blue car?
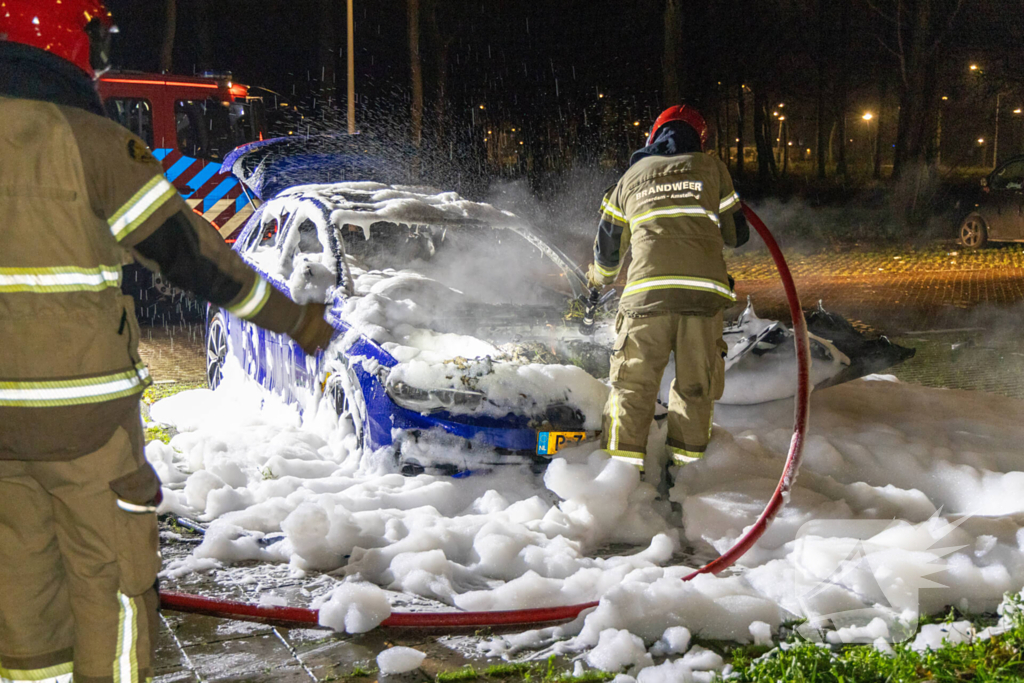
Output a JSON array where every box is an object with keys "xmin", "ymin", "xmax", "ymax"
[{"xmin": 205, "ymin": 137, "xmax": 604, "ymax": 476}]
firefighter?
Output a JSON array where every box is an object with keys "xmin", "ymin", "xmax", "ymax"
[
  {"xmin": 587, "ymin": 105, "xmax": 749, "ymax": 484},
  {"xmin": 0, "ymin": 2, "xmax": 334, "ymax": 680}
]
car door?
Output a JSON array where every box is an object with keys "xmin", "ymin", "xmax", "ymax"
[{"xmin": 984, "ymin": 159, "xmax": 1024, "ymax": 240}]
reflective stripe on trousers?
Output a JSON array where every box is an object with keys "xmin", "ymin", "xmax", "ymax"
[
  {"xmin": 113, "ymin": 593, "xmax": 140, "ymax": 683},
  {"xmin": 0, "ymin": 663, "xmax": 73, "ymax": 683}
]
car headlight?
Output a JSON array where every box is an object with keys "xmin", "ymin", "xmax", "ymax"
[{"xmin": 385, "ymin": 378, "xmax": 485, "ymax": 413}]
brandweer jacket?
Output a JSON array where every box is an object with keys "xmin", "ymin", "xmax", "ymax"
[
  {"xmin": 592, "ymin": 123, "xmax": 747, "ymax": 316},
  {"xmin": 0, "ymin": 45, "xmax": 307, "ymax": 460}
]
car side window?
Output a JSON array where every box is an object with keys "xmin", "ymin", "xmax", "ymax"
[
  {"xmin": 992, "ymin": 160, "xmax": 1024, "ymax": 191},
  {"xmin": 104, "ymin": 98, "xmax": 155, "ymax": 148},
  {"xmin": 296, "ymin": 220, "xmax": 323, "ymax": 254},
  {"xmin": 257, "ymin": 218, "xmax": 281, "ymax": 249}
]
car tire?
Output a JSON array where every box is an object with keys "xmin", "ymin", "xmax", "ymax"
[
  {"xmin": 959, "ymin": 213, "xmax": 988, "ymax": 248},
  {"xmin": 325, "ymin": 369, "xmax": 364, "ymax": 449},
  {"xmin": 206, "ymin": 308, "xmax": 229, "ymax": 390}
]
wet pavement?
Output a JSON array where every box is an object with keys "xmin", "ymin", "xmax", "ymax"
[{"xmin": 140, "ymin": 241, "xmax": 1024, "ymax": 680}]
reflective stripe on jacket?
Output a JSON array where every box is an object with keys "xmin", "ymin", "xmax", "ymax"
[
  {"xmin": 0, "ymin": 98, "xmax": 169, "ymax": 422},
  {"xmin": 593, "ymin": 152, "xmax": 742, "ymax": 316}
]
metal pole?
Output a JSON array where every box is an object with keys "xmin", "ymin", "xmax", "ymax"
[{"xmin": 347, "ymin": 0, "xmax": 355, "ymax": 134}]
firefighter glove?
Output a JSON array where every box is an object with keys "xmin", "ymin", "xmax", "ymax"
[
  {"xmin": 289, "ymin": 303, "xmax": 335, "ymax": 355},
  {"xmin": 586, "ymin": 262, "xmax": 607, "ymax": 289}
]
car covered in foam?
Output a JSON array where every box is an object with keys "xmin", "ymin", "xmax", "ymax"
[{"xmin": 207, "ymin": 141, "xmax": 610, "ymax": 475}]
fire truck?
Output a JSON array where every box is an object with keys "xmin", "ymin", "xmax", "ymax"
[
  {"xmin": 98, "ymin": 71, "xmax": 268, "ymax": 242},
  {"xmin": 97, "ymin": 71, "xmax": 269, "ymax": 321}
]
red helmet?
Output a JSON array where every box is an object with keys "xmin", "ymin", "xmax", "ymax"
[
  {"xmin": 0, "ymin": 0, "xmax": 116, "ymax": 78},
  {"xmin": 647, "ymin": 105, "xmax": 709, "ymax": 149}
]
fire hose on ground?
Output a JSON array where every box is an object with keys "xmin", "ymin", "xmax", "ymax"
[{"xmin": 159, "ymin": 202, "xmax": 812, "ymax": 631}]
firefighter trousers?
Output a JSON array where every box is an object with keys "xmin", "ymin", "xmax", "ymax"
[
  {"xmin": 602, "ymin": 310, "xmax": 726, "ymax": 475},
  {"xmin": 0, "ymin": 409, "xmax": 162, "ymax": 683}
]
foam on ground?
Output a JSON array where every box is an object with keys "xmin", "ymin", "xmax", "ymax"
[{"xmin": 149, "ymin": 367, "xmax": 1024, "ymax": 669}]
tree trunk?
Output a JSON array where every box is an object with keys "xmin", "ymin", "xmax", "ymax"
[
  {"xmin": 753, "ymin": 91, "xmax": 777, "ymax": 186},
  {"xmin": 834, "ymin": 0, "xmax": 850, "ymax": 181},
  {"xmin": 816, "ymin": 0, "xmax": 828, "ymax": 179},
  {"xmin": 892, "ymin": 0, "xmax": 950, "ymax": 225},
  {"xmin": 874, "ymin": 77, "xmax": 888, "ymax": 180},
  {"xmin": 159, "ymin": 0, "xmax": 176, "ymax": 74},
  {"xmin": 783, "ymin": 119, "xmax": 790, "ymax": 176},
  {"xmin": 409, "ymin": 0, "xmax": 423, "ymax": 149},
  {"xmin": 723, "ymin": 89, "xmax": 732, "ymax": 169},
  {"xmin": 317, "ymin": 0, "xmax": 337, "ymax": 101},
  {"xmin": 715, "ymin": 99, "xmax": 725, "ymax": 160},
  {"xmin": 194, "ymin": 0, "xmax": 213, "ymax": 73},
  {"xmin": 735, "ymin": 81, "xmax": 746, "ymax": 178},
  {"xmin": 663, "ymin": 0, "xmax": 682, "ymax": 104}
]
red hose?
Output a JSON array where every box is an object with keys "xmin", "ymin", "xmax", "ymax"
[{"xmin": 159, "ymin": 202, "xmax": 811, "ymax": 631}]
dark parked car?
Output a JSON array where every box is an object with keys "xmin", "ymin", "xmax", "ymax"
[{"xmin": 958, "ymin": 156, "xmax": 1024, "ymax": 248}]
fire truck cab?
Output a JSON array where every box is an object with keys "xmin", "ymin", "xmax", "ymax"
[
  {"xmin": 98, "ymin": 71, "xmax": 267, "ymax": 242},
  {"xmin": 98, "ymin": 71, "xmax": 268, "ymax": 323}
]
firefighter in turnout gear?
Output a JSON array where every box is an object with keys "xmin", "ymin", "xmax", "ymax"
[
  {"xmin": 0, "ymin": 2, "xmax": 334, "ymax": 680},
  {"xmin": 588, "ymin": 105, "xmax": 749, "ymax": 482}
]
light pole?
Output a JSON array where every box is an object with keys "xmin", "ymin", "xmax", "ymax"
[
  {"xmin": 347, "ymin": 0, "xmax": 355, "ymax": 134},
  {"xmin": 993, "ymin": 92, "xmax": 1001, "ymax": 169}
]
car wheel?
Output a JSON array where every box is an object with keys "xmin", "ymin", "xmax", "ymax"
[
  {"xmin": 206, "ymin": 308, "xmax": 228, "ymax": 390},
  {"xmin": 959, "ymin": 213, "xmax": 988, "ymax": 248},
  {"xmin": 325, "ymin": 369, "xmax": 364, "ymax": 448}
]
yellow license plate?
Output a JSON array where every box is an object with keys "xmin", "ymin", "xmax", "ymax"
[{"xmin": 537, "ymin": 431, "xmax": 587, "ymax": 456}]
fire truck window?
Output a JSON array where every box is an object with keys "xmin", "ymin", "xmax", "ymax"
[
  {"xmin": 176, "ymin": 99, "xmax": 255, "ymax": 162},
  {"xmin": 175, "ymin": 100, "xmax": 209, "ymax": 160},
  {"xmin": 104, "ymin": 98, "xmax": 154, "ymax": 148}
]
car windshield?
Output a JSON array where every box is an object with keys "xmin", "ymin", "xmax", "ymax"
[
  {"xmin": 248, "ymin": 211, "xmax": 572, "ymax": 308},
  {"xmin": 992, "ymin": 159, "xmax": 1024, "ymax": 190}
]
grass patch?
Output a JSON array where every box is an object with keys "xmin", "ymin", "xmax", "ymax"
[
  {"xmin": 434, "ymin": 658, "xmax": 615, "ymax": 682},
  {"xmin": 730, "ymin": 597, "xmax": 1024, "ymax": 682},
  {"xmin": 144, "ymin": 424, "xmax": 174, "ymax": 445},
  {"xmin": 348, "ymin": 665, "xmax": 376, "ymax": 677},
  {"xmin": 483, "ymin": 662, "xmax": 533, "ymax": 678},
  {"xmin": 436, "ymin": 667, "xmax": 481, "ymax": 682},
  {"xmin": 143, "ymin": 381, "xmax": 205, "ymax": 405}
]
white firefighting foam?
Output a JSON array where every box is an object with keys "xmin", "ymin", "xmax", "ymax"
[{"xmin": 148, "ymin": 361, "xmax": 1024, "ymax": 674}]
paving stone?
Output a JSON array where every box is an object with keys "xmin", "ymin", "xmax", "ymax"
[{"xmin": 185, "ymin": 633, "xmax": 311, "ymax": 681}]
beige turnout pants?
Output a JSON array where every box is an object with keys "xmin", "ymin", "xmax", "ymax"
[
  {"xmin": 0, "ymin": 410, "xmax": 161, "ymax": 683},
  {"xmin": 602, "ymin": 311, "xmax": 726, "ymax": 474}
]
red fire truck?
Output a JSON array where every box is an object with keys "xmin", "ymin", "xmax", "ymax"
[
  {"xmin": 97, "ymin": 71, "xmax": 269, "ymax": 322},
  {"xmin": 97, "ymin": 70, "xmax": 268, "ymax": 242}
]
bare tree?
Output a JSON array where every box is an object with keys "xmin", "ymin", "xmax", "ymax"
[
  {"xmin": 835, "ymin": 0, "xmax": 851, "ymax": 182},
  {"xmin": 159, "ymin": 0, "xmax": 176, "ymax": 74},
  {"xmin": 871, "ymin": 0, "xmax": 967, "ymax": 220},
  {"xmin": 736, "ymin": 81, "xmax": 746, "ymax": 178},
  {"xmin": 194, "ymin": 0, "xmax": 213, "ymax": 73},
  {"xmin": 316, "ymin": 0, "xmax": 337, "ymax": 101},
  {"xmin": 816, "ymin": 0, "xmax": 829, "ymax": 178},
  {"xmin": 663, "ymin": 0, "xmax": 682, "ymax": 103},
  {"xmin": 409, "ymin": 0, "xmax": 423, "ymax": 149}
]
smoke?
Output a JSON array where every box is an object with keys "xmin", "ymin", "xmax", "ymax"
[{"xmin": 484, "ymin": 163, "xmax": 621, "ymax": 265}]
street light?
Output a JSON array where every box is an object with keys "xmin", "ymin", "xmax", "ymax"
[
  {"xmin": 970, "ymin": 64, "xmax": 980, "ymax": 71},
  {"xmin": 862, "ymin": 112, "xmax": 874, "ymax": 121}
]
